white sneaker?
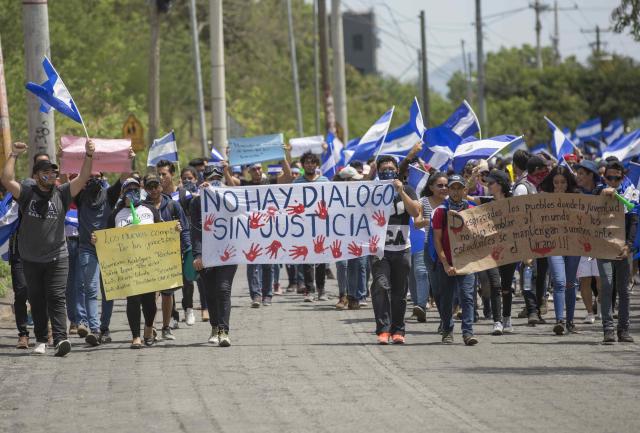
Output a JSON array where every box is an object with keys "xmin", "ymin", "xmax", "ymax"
[
  {"xmin": 583, "ymin": 313, "xmax": 595, "ymax": 324},
  {"xmin": 169, "ymin": 318, "xmax": 179, "ymax": 330},
  {"xmin": 503, "ymin": 317, "xmax": 513, "ymax": 334},
  {"xmin": 492, "ymin": 321, "xmax": 504, "ymax": 336},
  {"xmin": 33, "ymin": 342, "xmax": 46, "ymax": 355},
  {"xmin": 208, "ymin": 328, "xmax": 219, "ymax": 345},
  {"xmin": 185, "ymin": 308, "xmax": 195, "ymax": 326}
]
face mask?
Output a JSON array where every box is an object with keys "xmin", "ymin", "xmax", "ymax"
[
  {"xmin": 124, "ymin": 189, "xmax": 141, "ymax": 206},
  {"xmin": 182, "ymin": 180, "xmax": 198, "ymax": 193},
  {"xmin": 378, "ymin": 170, "xmax": 398, "ymax": 181},
  {"xmin": 37, "ymin": 173, "xmax": 55, "ymax": 190},
  {"xmin": 209, "ymin": 179, "xmax": 223, "ymax": 187},
  {"xmin": 86, "ymin": 177, "xmax": 102, "ymax": 193}
]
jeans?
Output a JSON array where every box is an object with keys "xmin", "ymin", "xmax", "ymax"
[
  {"xmin": 181, "ymin": 276, "xmax": 195, "ymax": 310},
  {"xmin": 303, "ymin": 263, "xmax": 326, "ymax": 293},
  {"xmin": 408, "ymin": 250, "xmax": 429, "ymax": 309},
  {"xmin": 370, "ymin": 250, "xmax": 410, "ymax": 335},
  {"xmin": 498, "ymin": 263, "xmax": 517, "ymax": 318},
  {"xmin": 286, "ymin": 264, "xmax": 304, "ymax": 286},
  {"xmin": 247, "ymin": 264, "xmax": 273, "ymax": 299},
  {"xmin": 65, "ymin": 238, "xmax": 85, "ymax": 325},
  {"xmin": 433, "ymin": 263, "xmax": 475, "ymax": 336},
  {"xmin": 126, "ymin": 292, "xmax": 157, "ymax": 338},
  {"xmin": 273, "ymin": 264, "xmax": 280, "ymax": 286},
  {"xmin": 197, "ymin": 275, "xmax": 207, "ymax": 309},
  {"xmin": 336, "ymin": 260, "xmax": 348, "ymax": 297},
  {"xmin": 347, "ymin": 256, "xmax": 368, "ymax": 301},
  {"xmin": 597, "ymin": 258, "xmax": 631, "ymax": 332},
  {"xmin": 478, "ymin": 268, "xmax": 501, "ymax": 322},
  {"xmin": 78, "ymin": 249, "xmax": 102, "ymax": 332},
  {"xmin": 23, "ymin": 257, "xmax": 70, "ymax": 345},
  {"xmin": 10, "ymin": 252, "xmax": 29, "ymax": 337},
  {"xmin": 547, "ymin": 256, "xmax": 580, "ymax": 322},
  {"xmin": 200, "ymin": 265, "xmax": 237, "ymax": 332}
]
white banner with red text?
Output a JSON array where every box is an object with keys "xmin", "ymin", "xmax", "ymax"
[{"xmin": 201, "ymin": 181, "xmax": 396, "ymax": 266}]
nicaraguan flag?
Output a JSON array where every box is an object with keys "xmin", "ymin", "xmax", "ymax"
[
  {"xmin": 377, "ymin": 97, "xmax": 426, "ymax": 158},
  {"xmin": 575, "ymin": 117, "xmax": 602, "ymax": 143},
  {"xmin": 531, "ymin": 142, "xmax": 549, "ymax": 154},
  {"xmin": 545, "ymin": 116, "xmax": 577, "ymax": 163},
  {"xmin": 603, "ymin": 118, "xmax": 624, "ymax": 145},
  {"xmin": 626, "ymin": 161, "xmax": 640, "ymax": 189},
  {"xmin": 147, "ymin": 130, "xmax": 178, "ymax": 167},
  {"xmin": 407, "ymin": 163, "xmax": 430, "ymax": 196},
  {"xmin": 603, "ymin": 129, "xmax": 640, "ymax": 163},
  {"xmin": 452, "ymin": 135, "xmax": 523, "ymax": 173},
  {"xmin": 321, "ymin": 132, "xmax": 344, "ymax": 178},
  {"xmin": 210, "ymin": 147, "xmax": 225, "ymax": 163},
  {"xmin": 420, "ymin": 127, "xmax": 462, "ymax": 171},
  {"xmin": 442, "ymin": 100, "xmax": 481, "ymax": 139},
  {"xmin": 347, "ymin": 107, "xmax": 394, "ymax": 163},
  {"xmin": 0, "ymin": 194, "xmax": 20, "ymax": 261},
  {"xmin": 25, "ymin": 57, "xmax": 83, "ymax": 124}
]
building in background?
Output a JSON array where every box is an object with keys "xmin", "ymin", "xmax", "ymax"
[{"xmin": 342, "ymin": 11, "xmax": 378, "ymax": 75}]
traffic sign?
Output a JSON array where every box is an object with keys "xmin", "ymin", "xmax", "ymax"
[{"xmin": 122, "ymin": 114, "xmax": 145, "ymax": 152}]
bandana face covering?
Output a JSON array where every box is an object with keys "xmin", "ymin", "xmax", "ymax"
[
  {"xmin": 527, "ymin": 170, "xmax": 549, "ymax": 187},
  {"xmin": 378, "ymin": 170, "xmax": 398, "ymax": 181},
  {"xmin": 124, "ymin": 189, "xmax": 141, "ymax": 206}
]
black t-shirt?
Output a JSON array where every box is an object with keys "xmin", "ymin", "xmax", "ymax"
[{"xmin": 385, "ymin": 185, "xmax": 417, "ymax": 251}]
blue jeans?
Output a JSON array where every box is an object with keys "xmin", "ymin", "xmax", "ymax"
[
  {"xmin": 347, "ymin": 256, "xmax": 368, "ymax": 301},
  {"xmin": 597, "ymin": 258, "xmax": 631, "ymax": 332},
  {"xmin": 433, "ymin": 263, "xmax": 475, "ymax": 336},
  {"xmin": 273, "ymin": 264, "xmax": 280, "ymax": 285},
  {"xmin": 547, "ymin": 256, "xmax": 580, "ymax": 322},
  {"xmin": 336, "ymin": 260, "xmax": 348, "ymax": 296},
  {"xmin": 247, "ymin": 264, "xmax": 273, "ymax": 299},
  {"xmin": 286, "ymin": 264, "xmax": 304, "ymax": 286},
  {"xmin": 65, "ymin": 238, "xmax": 85, "ymax": 325},
  {"xmin": 79, "ymin": 248, "xmax": 112, "ymax": 332},
  {"xmin": 408, "ymin": 250, "xmax": 429, "ymax": 308}
]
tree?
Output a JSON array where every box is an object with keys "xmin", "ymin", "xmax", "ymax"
[{"xmin": 612, "ymin": 0, "xmax": 640, "ymax": 41}]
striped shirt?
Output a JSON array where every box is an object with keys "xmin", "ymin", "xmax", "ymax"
[{"xmin": 420, "ymin": 197, "xmax": 434, "ymax": 244}]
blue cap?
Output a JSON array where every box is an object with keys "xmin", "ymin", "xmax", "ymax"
[{"xmin": 575, "ymin": 160, "xmax": 599, "ymax": 177}]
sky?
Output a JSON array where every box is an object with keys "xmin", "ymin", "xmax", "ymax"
[{"xmin": 332, "ymin": 0, "xmax": 640, "ymax": 94}]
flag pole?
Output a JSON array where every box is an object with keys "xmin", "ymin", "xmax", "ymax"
[{"xmin": 373, "ymin": 106, "xmax": 395, "ymax": 161}]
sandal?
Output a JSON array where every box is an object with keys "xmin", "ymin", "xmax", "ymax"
[
  {"xmin": 130, "ymin": 339, "xmax": 142, "ymax": 349},
  {"xmin": 143, "ymin": 327, "xmax": 156, "ymax": 346}
]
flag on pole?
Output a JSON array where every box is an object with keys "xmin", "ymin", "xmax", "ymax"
[
  {"xmin": 602, "ymin": 130, "xmax": 640, "ymax": 163},
  {"xmin": 545, "ymin": 116, "xmax": 577, "ymax": 163},
  {"xmin": 626, "ymin": 161, "xmax": 640, "ymax": 189},
  {"xmin": 442, "ymin": 100, "xmax": 481, "ymax": 139},
  {"xmin": 575, "ymin": 117, "xmax": 602, "ymax": 143},
  {"xmin": 210, "ymin": 147, "xmax": 225, "ymax": 163},
  {"xmin": 25, "ymin": 57, "xmax": 83, "ymax": 125},
  {"xmin": 451, "ymin": 135, "xmax": 523, "ymax": 173},
  {"xmin": 407, "ymin": 163, "xmax": 430, "ymax": 196},
  {"xmin": 347, "ymin": 107, "xmax": 394, "ymax": 163},
  {"xmin": 603, "ymin": 118, "xmax": 624, "ymax": 145},
  {"xmin": 147, "ymin": 130, "xmax": 178, "ymax": 167},
  {"xmin": 0, "ymin": 194, "xmax": 19, "ymax": 261},
  {"xmin": 377, "ymin": 97, "xmax": 425, "ymax": 158},
  {"xmin": 321, "ymin": 132, "xmax": 343, "ymax": 178}
]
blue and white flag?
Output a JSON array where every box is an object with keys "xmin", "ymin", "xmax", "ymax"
[
  {"xmin": 575, "ymin": 117, "xmax": 602, "ymax": 143},
  {"xmin": 210, "ymin": 146, "xmax": 225, "ymax": 163},
  {"xmin": 602, "ymin": 129, "xmax": 640, "ymax": 163},
  {"xmin": 321, "ymin": 131, "xmax": 344, "ymax": 178},
  {"xmin": 346, "ymin": 107, "xmax": 394, "ymax": 163},
  {"xmin": 442, "ymin": 100, "xmax": 481, "ymax": 140},
  {"xmin": 626, "ymin": 161, "xmax": 640, "ymax": 189},
  {"xmin": 452, "ymin": 135, "xmax": 523, "ymax": 173},
  {"xmin": 147, "ymin": 130, "xmax": 178, "ymax": 167},
  {"xmin": 603, "ymin": 118, "xmax": 624, "ymax": 145},
  {"xmin": 420, "ymin": 127, "xmax": 462, "ymax": 171},
  {"xmin": 407, "ymin": 163, "xmax": 430, "ymax": 196},
  {"xmin": 377, "ymin": 97, "xmax": 425, "ymax": 158},
  {"xmin": 25, "ymin": 57, "xmax": 83, "ymax": 124},
  {"xmin": 531, "ymin": 142, "xmax": 549, "ymax": 154},
  {"xmin": 267, "ymin": 165, "xmax": 283, "ymax": 175},
  {"xmin": 545, "ymin": 116, "xmax": 577, "ymax": 163},
  {"xmin": 0, "ymin": 194, "xmax": 20, "ymax": 261}
]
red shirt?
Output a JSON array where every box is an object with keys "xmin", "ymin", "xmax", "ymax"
[{"xmin": 431, "ymin": 207, "xmax": 452, "ymax": 266}]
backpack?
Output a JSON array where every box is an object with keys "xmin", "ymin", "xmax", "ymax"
[{"xmin": 513, "ymin": 178, "xmax": 537, "ymax": 195}]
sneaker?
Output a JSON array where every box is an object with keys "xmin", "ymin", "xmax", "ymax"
[
  {"xmin": 85, "ymin": 332, "xmax": 101, "ymax": 347},
  {"xmin": 169, "ymin": 318, "xmax": 179, "ymax": 330},
  {"xmin": 491, "ymin": 321, "xmax": 504, "ymax": 336},
  {"xmin": 76, "ymin": 323, "xmax": 89, "ymax": 338},
  {"xmin": 503, "ymin": 317, "xmax": 514, "ymax": 334},
  {"xmin": 566, "ymin": 321, "xmax": 579, "ymax": 334},
  {"xmin": 441, "ymin": 332, "xmax": 454, "ymax": 344},
  {"xmin": 517, "ymin": 307, "xmax": 528, "ymax": 318},
  {"xmin": 303, "ymin": 292, "xmax": 314, "ymax": 303},
  {"xmin": 391, "ymin": 334, "xmax": 405, "ymax": 344},
  {"xmin": 358, "ymin": 300, "xmax": 368, "ymax": 308},
  {"xmin": 553, "ymin": 321, "xmax": 565, "ymax": 336},
  {"xmin": 218, "ymin": 330, "xmax": 231, "ymax": 347},
  {"xmin": 603, "ymin": 329, "xmax": 616, "ymax": 344},
  {"xmin": 208, "ymin": 328, "xmax": 219, "ymax": 345},
  {"xmin": 16, "ymin": 335, "xmax": 29, "ymax": 349},
  {"xmin": 527, "ymin": 313, "xmax": 539, "ymax": 326},
  {"xmin": 185, "ymin": 308, "xmax": 196, "ymax": 326},
  {"xmin": 251, "ymin": 297, "xmax": 261, "ymax": 308},
  {"xmin": 262, "ymin": 296, "xmax": 272, "ymax": 306},
  {"xmin": 377, "ymin": 332, "xmax": 391, "ymax": 345},
  {"xmin": 317, "ymin": 289, "xmax": 328, "ymax": 301},
  {"xmin": 162, "ymin": 327, "xmax": 176, "ymax": 341},
  {"xmin": 463, "ymin": 334, "xmax": 478, "ymax": 346},
  {"xmin": 33, "ymin": 342, "xmax": 46, "ymax": 355},
  {"xmin": 54, "ymin": 339, "xmax": 71, "ymax": 357},
  {"xmin": 335, "ymin": 295, "xmax": 348, "ymax": 310},
  {"xmin": 69, "ymin": 323, "xmax": 78, "ymax": 335},
  {"xmin": 413, "ymin": 305, "xmax": 427, "ymax": 323},
  {"xmin": 583, "ymin": 313, "xmax": 595, "ymax": 324},
  {"xmin": 617, "ymin": 330, "xmax": 634, "ymax": 343},
  {"xmin": 273, "ymin": 283, "xmax": 283, "ymax": 296},
  {"xmin": 98, "ymin": 330, "xmax": 112, "ymax": 344}
]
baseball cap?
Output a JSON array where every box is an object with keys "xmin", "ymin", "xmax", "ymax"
[
  {"xmin": 32, "ymin": 160, "xmax": 59, "ymax": 174},
  {"xmin": 575, "ymin": 159, "xmax": 600, "ymax": 177},
  {"xmin": 143, "ymin": 174, "xmax": 161, "ymax": 186},
  {"xmin": 448, "ymin": 174, "xmax": 465, "ymax": 187},
  {"xmin": 526, "ymin": 155, "xmax": 547, "ymax": 173},
  {"xmin": 203, "ymin": 164, "xmax": 224, "ymax": 180},
  {"xmin": 339, "ymin": 166, "xmax": 364, "ymax": 180},
  {"xmin": 121, "ymin": 177, "xmax": 140, "ymax": 192}
]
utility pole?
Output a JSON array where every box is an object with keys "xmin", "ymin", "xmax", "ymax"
[
  {"xmin": 417, "ymin": 49, "xmax": 422, "ymax": 97},
  {"xmin": 461, "ymin": 39, "xmax": 472, "ymax": 103},
  {"xmin": 332, "ymin": 0, "xmax": 348, "ymax": 143},
  {"xmin": 188, "ymin": 0, "xmax": 208, "ymax": 156},
  {"xmin": 22, "ymin": 0, "xmax": 55, "ymax": 164},
  {"xmin": 148, "ymin": 1, "xmax": 161, "ymax": 146},
  {"xmin": 209, "ymin": 0, "xmax": 228, "ymax": 154},
  {"xmin": 581, "ymin": 25, "xmax": 611, "ymax": 58},
  {"xmin": 318, "ymin": 0, "xmax": 335, "ymax": 134},
  {"xmin": 286, "ymin": 0, "xmax": 304, "ymax": 137},
  {"xmin": 312, "ymin": 0, "xmax": 321, "ymax": 135},
  {"xmin": 475, "ymin": 0, "xmax": 487, "ymax": 131},
  {"xmin": 419, "ymin": 10, "xmax": 430, "ymax": 125},
  {"xmin": 0, "ymin": 35, "xmax": 11, "ymax": 168},
  {"xmin": 551, "ymin": 0, "xmax": 559, "ymax": 64},
  {"xmin": 530, "ymin": 0, "xmax": 550, "ymax": 70}
]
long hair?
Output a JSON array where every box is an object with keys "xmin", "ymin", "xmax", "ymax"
[
  {"xmin": 422, "ymin": 171, "xmax": 448, "ymax": 197},
  {"xmin": 539, "ymin": 165, "xmax": 578, "ymax": 193}
]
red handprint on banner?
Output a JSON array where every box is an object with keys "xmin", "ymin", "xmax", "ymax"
[
  {"xmin": 313, "ymin": 235, "xmax": 328, "ymax": 253},
  {"xmin": 219, "ymin": 245, "xmax": 236, "ymax": 262},
  {"xmin": 289, "ymin": 245, "xmax": 309, "ymax": 260},
  {"xmin": 286, "ymin": 201, "xmax": 305, "ymax": 215},
  {"xmin": 348, "ymin": 241, "xmax": 363, "ymax": 257},
  {"xmin": 330, "ymin": 240, "xmax": 342, "ymax": 258},
  {"xmin": 263, "ymin": 206, "xmax": 278, "ymax": 222},
  {"xmin": 372, "ymin": 210, "xmax": 386, "ymax": 227},
  {"xmin": 578, "ymin": 237, "xmax": 592, "ymax": 253},
  {"xmin": 491, "ymin": 245, "xmax": 504, "ymax": 261},
  {"xmin": 243, "ymin": 243, "xmax": 263, "ymax": 262},
  {"xmin": 315, "ymin": 200, "xmax": 329, "ymax": 220},
  {"xmin": 369, "ymin": 235, "xmax": 380, "ymax": 254},
  {"xmin": 248, "ymin": 212, "xmax": 265, "ymax": 229},
  {"xmin": 265, "ymin": 240, "xmax": 285, "ymax": 259},
  {"xmin": 203, "ymin": 214, "xmax": 215, "ymax": 232}
]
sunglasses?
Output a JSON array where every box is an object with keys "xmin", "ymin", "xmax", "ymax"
[
  {"xmin": 480, "ymin": 171, "xmax": 490, "ymax": 177},
  {"xmin": 606, "ymin": 175, "xmax": 623, "ymax": 182},
  {"xmin": 434, "ymin": 183, "xmax": 448, "ymax": 189}
]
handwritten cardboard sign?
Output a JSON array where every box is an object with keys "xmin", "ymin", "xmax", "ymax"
[
  {"xmin": 95, "ymin": 221, "xmax": 182, "ymax": 300},
  {"xmin": 448, "ymin": 193, "xmax": 625, "ymax": 274},
  {"xmin": 228, "ymin": 133, "xmax": 285, "ymax": 166}
]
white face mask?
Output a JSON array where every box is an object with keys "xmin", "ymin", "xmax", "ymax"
[{"xmin": 210, "ymin": 180, "xmax": 223, "ymax": 187}]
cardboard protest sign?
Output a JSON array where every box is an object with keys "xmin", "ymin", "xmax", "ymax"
[
  {"xmin": 448, "ymin": 193, "xmax": 625, "ymax": 274},
  {"xmin": 60, "ymin": 135, "xmax": 132, "ymax": 174},
  {"xmin": 228, "ymin": 133, "xmax": 285, "ymax": 166},
  {"xmin": 201, "ymin": 181, "xmax": 396, "ymax": 266},
  {"xmin": 95, "ymin": 221, "xmax": 182, "ymax": 300}
]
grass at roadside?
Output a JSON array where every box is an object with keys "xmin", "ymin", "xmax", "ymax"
[{"xmin": 0, "ymin": 261, "xmax": 10, "ymax": 298}]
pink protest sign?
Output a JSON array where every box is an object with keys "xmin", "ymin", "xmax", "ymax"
[{"xmin": 60, "ymin": 135, "xmax": 132, "ymax": 174}]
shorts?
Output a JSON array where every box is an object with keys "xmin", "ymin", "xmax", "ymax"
[{"xmin": 577, "ymin": 257, "xmax": 599, "ymax": 279}]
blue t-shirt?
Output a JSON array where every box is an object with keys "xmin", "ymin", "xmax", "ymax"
[{"xmin": 293, "ymin": 175, "xmax": 329, "ymax": 183}]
